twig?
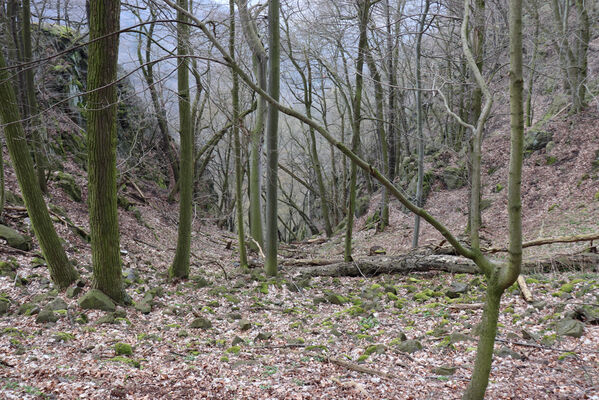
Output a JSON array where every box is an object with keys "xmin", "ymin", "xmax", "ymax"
[
  {"xmin": 249, "ymin": 237, "xmax": 265, "ymax": 259},
  {"xmin": 448, "ymin": 303, "xmax": 484, "ymax": 310},
  {"xmin": 484, "ymin": 232, "xmax": 599, "ymax": 253}
]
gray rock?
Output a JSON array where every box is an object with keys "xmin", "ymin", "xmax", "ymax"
[
  {"xmin": 46, "ymin": 298, "xmax": 68, "ymax": 311},
  {"xmin": 441, "ymin": 166, "xmax": 467, "ymax": 190},
  {"xmin": 18, "ymin": 302, "xmax": 39, "ymax": 315},
  {"xmin": 239, "ymin": 319, "xmax": 252, "ymax": 331},
  {"xmin": 448, "ymin": 332, "xmax": 475, "ymax": 345},
  {"xmin": 574, "ymin": 305, "xmax": 599, "ymax": 325},
  {"xmin": 396, "ymin": 340, "xmax": 422, "ymax": 354},
  {"xmin": 496, "ymin": 346, "xmax": 523, "ymax": 360},
  {"xmin": 446, "ymin": 282, "xmax": 469, "ymax": 299},
  {"xmin": 78, "ymin": 289, "xmax": 116, "ymax": 312},
  {"xmin": 524, "ymin": 130, "xmax": 553, "ymax": 153},
  {"xmin": 556, "ymin": 319, "xmax": 584, "ymax": 338},
  {"xmin": 0, "ymin": 225, "xmax": 32, "ymax": 251},
  {"xmin": 255, "ymin": 332, "xmax": 273, "ymax": 341},
  {"xmin": 134, "ymin": 302, "xmax": 151, "ymax": 314},
  {"xmin": 54, "ymin": 171, "xmax": 82, "ymax": 202},
  {"xmin": 36, "ymin": 309, "xmax": 59, "ymax": 323},
  {"xmin": 0, "ymin": 299, "xmax": 9, "ymax": 315},
  {"xmin": 232, "ymin": 336, "xmax": 245, "ymax": 346},
  {"xmin": 532, "ymin": 300, "xmax": 547, "ymax": 310},
  {"xmin": 96, "ymin": 313, "xmax": 116, "ymax": 325},
  {"xmin": 433, "ymin": 365, "xmax": 457, "ymax": 376},
  {"xmin": 190, "ymin": 317, "xmax": 212, "ymax": 330},
  {"xmin": 66, "ymin": 286, "xmax": 83, "ymax": 298}
]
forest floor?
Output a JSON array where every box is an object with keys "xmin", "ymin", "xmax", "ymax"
[{"xmin": 1, "ymin": 108, "xmax": 599, "ymax": 399}]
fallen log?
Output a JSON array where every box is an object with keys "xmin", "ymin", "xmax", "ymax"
[{"xmin": 290, "ymin": 253, "xmax": 599, "ymax": 277}]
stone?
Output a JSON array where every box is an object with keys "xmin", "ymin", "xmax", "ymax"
[
  {"xmin": 238, "ymin": 319, "xmax": 252, "ymax": 331},
  {"xmin": 441, "ymin": 166, "xmax": 467, "ymax": 190},
  {"xmin": 532, "ymin": 300, "xmax": 547, "ymax": 310},
  {"xmin": 36, "ymin": 309, "xmax": 58, "ymax": 323},
  {"xmin": 556, "ymin": 319, "xmax": 584, "ymax": 338},
  {"xmin": 96, "ymin": 314, "xmax": 116, "ymax": 325},
  {"xmin": 446, "ymin": 282, "xmax": 469, "ymax": 299},
  {"xmin": 232, "ymin": 336, "xmax": 245, "ymax": 346},
  {"xmin": 255, "ymin": 332, "xmax": 272, "ymax": 341},
  {"xmin": 190, "ymin": 317, "xmax": 212, "ymax": 330},
  {"xmin": 524, "ymin": 130, "xmax": 553, "ymax": 153},
  {"xmin": 448, "ymin": 332, "xmax": 475, "ymax": 345},
  {"xmin": 66, "ymin": 286, "xmax": 83, "ymax": 298},
  {"xmin": 0, "ymin": 261, "xmax": 17, "ymax": 278},
  {"xmin": 134, "ymin": 302, "xmax": 151, "ymax": 314},
  {"xmin": 55, "ymin": 171, "xmax": 82, "ymax": 202},
  {"xmin": 433, "ymin": 365, "xmax": 457, "ymax": 376},
  {"xmin": 46, "ymin": 298, "xmax": 68, "ymax": 311},
  {"xmin": 574, "ymin": 305, "xmax": 599, "ymax": 325},
  {"xmin": 396, "ymin": 340, "xmax": 422, "ymax": 354},
  {"xmin": 496, "ymin": 346, "xmax": 523, "ymax": 360},
  {"xmin": 78, "ymin": 289, "xmax": 116, "ymax": 312},
  {"xmin": 114, "ymin": 342, "xmax": 133, "ymax": 355},
  {"xmin": 326, "ymin": 293, "xmax": 347, "ymax": 305},
  {"xmin": 0, "ymin": 225, "xmax": 32, "ymax": 251},
  {"xmin": 18, "ymin": 302, "xmax": 39, "ymax": 315},
  {"xmin": 0, "ymin": 299, "xmax": 9, "ymax": 315}
]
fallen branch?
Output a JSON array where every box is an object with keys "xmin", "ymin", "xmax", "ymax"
[
  {"xmin": 517, "ymin": 275, "xmax": 533, "ymax": 302},
  {"xmin": 0, "ymin": 243, "xmax": 31, "ymax": 255},
  {"xmin": 484, "ymin": 232, "xmax": 599, "ymax": 254},
  {"xmin": 328, "ymin": 357, "xmax": 396, "ymax": 379}
]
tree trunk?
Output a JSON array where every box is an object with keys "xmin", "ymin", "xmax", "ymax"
[
  {"xmin": 87, "ymin": 0, "xmax": 124, "ymax": 301},
  {"xmin": 264, "ymin": 0, "xmax": 280, "ymax": 277},
  {"xmin": 22, "ymin": 0, "xmax": 47, "ymax": 193},
  {"xmin": 344, "ymin": 0, "xmax": 370, "ymax": 262},
  {"xmin": 412, "ymin": 0, "xmax": 430, "ymax": 248},
  {"xmin": 170, "ymin": 0, "xmax": 193, "ymax": 279},
  {"xmin": 0, "ymin": 51, "xmax": 78, "ymax": 289},
  {"xmin": 230, "ymin": 0, "xmax": 248, "ymax": 268}
]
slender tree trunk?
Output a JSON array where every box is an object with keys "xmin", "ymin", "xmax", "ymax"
[
  {"xmin": 0, "ymin": 141, "xmax": 4, "ymax": 218},
  {"xmin": 170, "ymin": 0, "xmax": 193, "ymax": 279},
  {"xmin": 463, "ymin": 0, "xmax": 523, "ymax": 396},
  {"xmin": 0, "ymin": 51, "xmax": 78, "ymax": 289},
  {"xmin": 412, "ymin": 0, "xmax": 430, "ymax": 248},
  {"xmin": 87, "ymin": 0, "xmax": 124, "ymax": 301},
  {"xmin": 344, "ymin": 0, "xmax": 370, "ymax": 262},
  {"xmin": 574, "ymin": 0, "xmax": 589, "ymax": 112},
  {"xmin": 230, "ymin": 0, "xmax": 248, "ymax": 268},
  {"xmin": 22, "ymin": 0, "xmax": 47, "ymax": 193},
  {"xmin": 525, "ymin": 1, "xmax": 540, "ymax": 127},
  {"xmin": 237, "ymin": 0, "xmax": 265, "ymax": 249},
  {"xmin": 264, "ymin": 0, "xmax": 280, "ymax": 276}
]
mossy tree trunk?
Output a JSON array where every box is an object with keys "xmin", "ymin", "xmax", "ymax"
[
  {"xmin": 412, "ymin": 0, "xmax": 430, "ymax": 248},
  {"xmin": 22, "ymin": 0, "xmax": 48, "ymax": 193},
  {"xmin": 264, "ymin": 0, "xmax": 280, "ymax": 277},
  {"xmin": 87, "ymin": 0, "xmax": 125, "ymax": 301},
  {"xmin": 170, "ymin": 0, "xmax": 193, "ymax": 279},
  {"xmin": 344, "ymin": 0, "xmax": 370, "ymax": 262},
  {"xmin": 0, "ymin": 51, "xmax": 78, "ymax": 289},
  {"xmin": 237, "ymin": 0, "xmax": 265, "ymax": 250},
  {"xmin": 230, "ymin": 0, "xmax": 248, "ymax": 268}
]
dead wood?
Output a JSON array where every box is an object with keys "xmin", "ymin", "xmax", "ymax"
[
  {"xmin": 289, "ymin": 252, "xmax": 599, "ymax": 277},
  {"xmin": 328, "ymin": 357, "xmax": 396, "ymax": 379}
]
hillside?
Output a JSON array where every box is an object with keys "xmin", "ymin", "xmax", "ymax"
[{"xmin": 1, "ymin": 105, "xmax": 599, "ymax": 399}]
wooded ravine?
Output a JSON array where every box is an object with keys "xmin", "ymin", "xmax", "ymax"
[{"xmin": 1, "ymin": 0, "xmax": 598, "ymax": 399}]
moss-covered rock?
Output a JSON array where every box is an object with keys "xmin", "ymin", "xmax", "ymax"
[
  {"xmin": 524, "ymin": 130, "xmax": 553, "ymax": 153},
  {"xmin": 46, "ymin": 298, "xmax": 68, "ymax": 311},
  {"xmin": 54, "ymin": 171, "xmax": 82, "ymax": 202},
  {"xmin": 396, "ymin": 339, "xmax": 422, "ymax": 354},
  {"xmin": 190, "ymin": 317, "xmax": 212, "ymax": 330},
  {"xmin": 238, "ymin": 319, "xmax": 252, "ymax": 331},
  {"xmin": 0, "ymin": 298, "xmax": 9, "ymax": 315},
  {"xmin": 556, "ymin": 319, "xmax": 584, "ymax": 338},
  {"xmin": 441, "ymin": 166, "xmax": 466, "ymax": 190},
  {"xmin": 0, "ymin": 225, "xmax": 32, "ymax": 251},
  {"xmin": 78, "ymin": 289, "xmax": 116, "ymax": 312},
  {"xmin": 114, "ymin": 342, "xmax": 133, "ymax": 355},
  {"xmin": 326, "ymin": 293, "xmax": 348, "ymax": 305},
  {"xmin": 36, "ymin": 309, "xmax": 59, "ymax": 323},
  {"xmin": 107, "ymin": 356, "xmax": 140, "ymax": 368}
]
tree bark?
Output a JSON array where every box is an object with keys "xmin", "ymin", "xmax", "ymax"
[
  {"xmin": 344, "ymin": 0, "xmax": 370, "ymax": 262},
  {"xmin": 87, "ymin": 0, "xmax": 124, "ymax": 301},
  {"xmin": 230, "ymin": 0, "xmax": 248, "ymax": 268},
  {"xmin": 0, "ymin": 51, "xmax": 78, "ymax": 289},
  {"xmin": 264, "ymin": 0, "xmax": 280, "ymax": 276},
  {"xmin": 170, "ymin": 0, "xmax": 193, "ymax": 279}
]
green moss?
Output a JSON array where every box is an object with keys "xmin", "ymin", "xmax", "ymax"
[
  {"xmin": 107, "ymin": 356, "xmax": 140, "ymax": 368},
  {"xmin": 114, "ymin": 342, "xmax": 133, "ymax": 355},
  {"xmin": 226, "ymin": 346, "xmax": 241, "ymax": 355},
  {"xmin": 54, "ymin": 332, "xmax": 75, "ymax": 342},
  {"xmin": 559, "ymin": 283, "xmax": 574, "ymax": 293}
]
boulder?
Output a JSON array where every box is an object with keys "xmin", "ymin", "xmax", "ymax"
[
  {"xmin": 0, "ymin": 225, "xmax": 32, "ymax": 251},
  {"xmin": 446, "ymin": 282, "xmax": 469, "ymax": 299},
  {"xmin": 36, "ymin": 308, "xmax": 59, "ymax": 323},
  {"xmin": 0, "ymin": 299, "xmax": 9, "ymax": 315},
  {"xmin": 396, "ymin": 340, "xmax": 422, "ymax": 354},
  {"xmin": 190, "ymin": 317, "xmax": 212, "ymax": 330},
  {"xmin": 556, "ymin": 319, "xmax": 584, "ymax": 338},
  {"xmin": 46, "ymin": 298, "xmax": 68, "ymax": 311},
  {"xmin": 574, "ymin": 305, "xmax": 599, "ymax": 325},
  {"xmin": 441, "ymin": 166, "xmax": 466, "ymax": 190},
  {"xmin": 524, "ymin": 130, "xmax": 553, "ymax": 153},
  {"xmin": 433, "ymin": 365, "xmax": 457, "ymax": 376},
  {"xmin": 54, "ymin": 171, "xmax": 82, "ymax": 202},
  {"xmin": 238, "ymin": 319, "xmax": 252, "ymax": 331},
  {"xmin": 78, "ymin": 289, "xmax": 116, "ymax": 312}
]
